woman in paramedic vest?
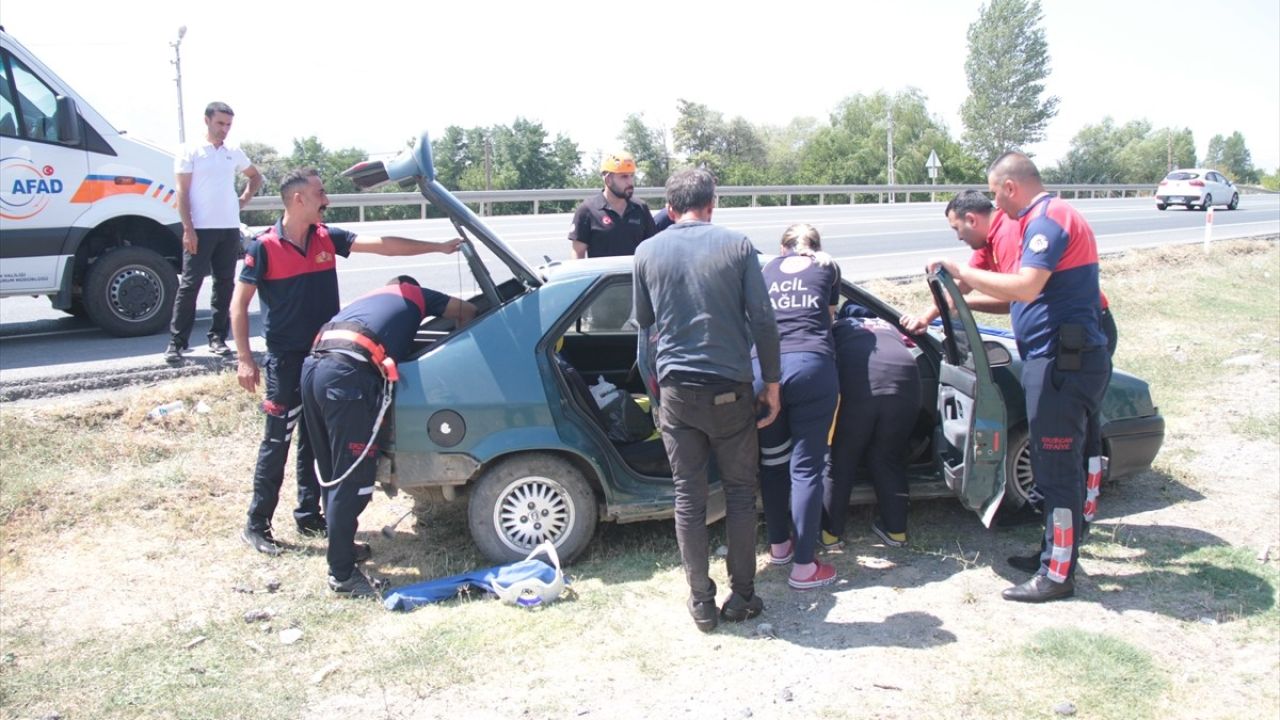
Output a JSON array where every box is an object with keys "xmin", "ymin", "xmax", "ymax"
[{"xmin": 753, "ymin": 224, "xmax": 842, "ymax": 590}]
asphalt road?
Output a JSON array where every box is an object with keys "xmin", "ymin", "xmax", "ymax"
[{"xmin": 1, "ymin": 194, "xmax": 1276, "ymax": 397}]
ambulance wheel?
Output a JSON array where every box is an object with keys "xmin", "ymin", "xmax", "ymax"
[
  {"xmin": 468, "ymin": 453, "xmax": 598, "ymax": 565},
  {"xmin": 82, "ymin": 246, "xmax": 176, "ymax": 337}
]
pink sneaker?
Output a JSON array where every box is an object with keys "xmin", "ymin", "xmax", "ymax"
[
  {"xmin": 788, "ymin": 560, "xmax": 837, "ymax": 590},
  {"xmin": 768, "ymin": 538, "xmax": 794, "ymax": 565}
]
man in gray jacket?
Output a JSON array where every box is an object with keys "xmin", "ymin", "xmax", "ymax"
[{"xmin": 633, "ymin": 168, "xmax": 782, "ymax": 632}]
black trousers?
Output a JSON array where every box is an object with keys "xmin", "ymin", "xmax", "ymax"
[
  {"xmin": 1022, "ymin": 349, "xmax": 1111, "ymax": 583},
  {"xmin": 301, "ymin": 355, "xmax": 384, "ymax": 582},
  {"xmin": 825, "ymin": 391, "xmax": 920, "ymax": 537},
  {"xmin": 169, "ymin": 227, "xmax": 240, "ymax": 347},
  {"xmin": 246, "ymin": 350, "xmax": 323, "ymax": 533},
  {"xmin": 657, "ymin": 380, "xmax": 760, "ymax": 603}
]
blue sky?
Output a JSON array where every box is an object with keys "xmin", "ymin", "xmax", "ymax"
[{"xmin": 3, "ymin": 0, "xmax": 1277, "ymax": 172}]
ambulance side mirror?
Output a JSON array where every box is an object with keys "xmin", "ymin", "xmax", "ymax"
[{"xmin": 55, "ymin": 95, "xmax": 81, "ymax": 146}]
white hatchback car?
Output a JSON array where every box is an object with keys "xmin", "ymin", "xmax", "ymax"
[{"xmin": 1155, "ymin": 168, "xmax": 1239, "ymax": 211}]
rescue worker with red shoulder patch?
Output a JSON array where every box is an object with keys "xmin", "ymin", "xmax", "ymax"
[
  {"xmin": 229, "ymin": 168, "xmax": 462, "ymax": 558},
  {"xmin": 929, "ymin": 151, "xmax": 1111, "ymax": 603},
  {"xmin": 303, "ymin": 276, "xmax": 476, "ymax": 597}
]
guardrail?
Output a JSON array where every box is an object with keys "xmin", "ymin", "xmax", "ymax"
[{"xmin": 244, "ymin": 183, "xmax": 1159, "ymax": 221}]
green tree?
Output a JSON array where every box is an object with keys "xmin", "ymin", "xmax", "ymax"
[
  {"xmin": 798, "ymin": 89, "xmax": 982, "ymax": 189},
  {"xmin": 427, "ymin": 119, "xmax": 584, "ymax": 214},
  {"xmin": 618, "ymin": 113, "xmax": 670, "ymax": 187},
  {"xmin": 1049, "ymin": 120, "xmax": 1195, "ymax": 184},
  {"xmin": 960, "ymin": 0, "xmax": 1059, "ymax": 162},
  {"xmin": 671, "ymin": 99, "xmax": 768, "ymax": 182},
  {"xmin": 287, "ymin": 137, "xmax": 366, "ymax": 222},
  {"xmin": 1205, "ymin": 131, "xmax": 1259, "ymax": 183},
  {"xmin": 1260, "ymin": 168, "xmax": 1280, "ymax": 192}
]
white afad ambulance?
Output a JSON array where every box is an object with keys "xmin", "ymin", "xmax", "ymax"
[{"xmin": 0, "ymin": 26, "xmax": 182, "ymax": 336}]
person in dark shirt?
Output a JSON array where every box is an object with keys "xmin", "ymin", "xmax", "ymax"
[
  {"xmin": 754, "ymin": 224, "xmax": 842, "ymax": 590},
  {"xmin": 230, "ymin": 168, "xmax": 462, "ymax": 557},
  {"xmin": 303, "ymin": 276, "xmax": 475, "ymax": 598},
  {"xmin": 569, "ymin": 151, "xmax": 656, "ymax": 258},
  {"xmin": 633, "ymin": 167, "xmax": 781, "ymax": 632},
  {"xmin": 822, "ymin": 306, "xmax": 922, "ymax": 550},
  {"xmin": 653, "ymin": 206, "xmax": 675, "ymax": 233}
]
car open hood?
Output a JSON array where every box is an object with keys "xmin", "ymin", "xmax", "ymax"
[{"xmin": 342, "ymin": 131, "xmax": 542, "ymax": 289}]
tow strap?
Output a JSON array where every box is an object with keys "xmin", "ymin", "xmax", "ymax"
[{"xmin": 311, "ymin": 322, "xmax": 397, "ymax": 489}]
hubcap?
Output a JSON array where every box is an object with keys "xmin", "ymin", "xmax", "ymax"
[
  {"xmin": 1012, "ymin": 440, "xmax": 1035, "ymax": 504},
  {"xmin": 493, "ymin": 475, "xmax": 574, "ymax": 553},
  {"xmin": 108, "ymin": 266, "xmax": 164, "ymax": 321}
]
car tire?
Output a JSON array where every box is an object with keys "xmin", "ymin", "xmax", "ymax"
[
  {"xmin": 82, "ymin": 246, "xmax": 177, "ymax": 337},
  {"xmin": 1228, "ymin": 193, "xmax": 1239, "ymax": 210},
  {"xmin": 468, "ymin": 453, "xmax": 598, "ymax": 564},
  {"xmin": 1201, "ymin": 194, "xmax": 1213, "ymax": 211},
  {"xmin": 1001, "ymin": 425, "xmax": 1035, "ymax": 509},
  {"xmin": 1155, "ymin": 202, "xmax": 1167, "ymax": 210}
]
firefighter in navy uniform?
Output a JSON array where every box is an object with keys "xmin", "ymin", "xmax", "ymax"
[
  {"xmin": 930, "ymin": 151, "xmax": 1111, "ymax": 603},
  {"xmin": 302, "ymin": 276, "xmax": 476, "ymax": 598},
  {"xmin": 230, "ymin": 168, "xmax": 462, "ymax": 557}
]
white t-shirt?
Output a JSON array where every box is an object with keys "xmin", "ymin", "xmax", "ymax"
[{"xmin": 175, "ymin": 141, "xmax": 251, "ymax": 229}]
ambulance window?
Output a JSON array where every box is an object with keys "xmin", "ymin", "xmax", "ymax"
[
  {"xmin": 8, "ymin": 56, "xmax": 58, "ymax": 142},
  {"xmin": 0, "ymin": 55, "xmax": 17, "ymax": 137}
]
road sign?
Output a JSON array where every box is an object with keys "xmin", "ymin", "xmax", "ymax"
[{"xmin": 926, "ymin": 149, "xmax": 941, "ymax": 182}]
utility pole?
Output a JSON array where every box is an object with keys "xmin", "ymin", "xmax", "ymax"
[
  {"xmin": 886, "ymin": 104, "xmax": 896, "ymax": 204},
  {"xmin": 170, "ymin": 26, "xmax": 187, "ymax": 144},
  {"xmin": 1166, "ymin": 127, "xmax": 1173, "ymax": 172},
  {"xmin": 483, "ymin": 136, "xmax": 493, "ymax": 216}
]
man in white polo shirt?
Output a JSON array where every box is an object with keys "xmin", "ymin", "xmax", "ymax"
[{"xmin": 164, "ymin": 101, "xmax": 263, "ymax": 363}]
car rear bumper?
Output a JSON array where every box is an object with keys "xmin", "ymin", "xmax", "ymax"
[
  {"xmin": 1155, "ymin": 194, "xmax": 1204, "ymax": 204},
  {"xmin": 1103, "ymin": 414, "xmax": 1165, "ymax": 479}
]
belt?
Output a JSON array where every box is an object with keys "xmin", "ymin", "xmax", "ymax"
[{"xmin": 312, "ymin": 322, "xmax": 399, "ymax": 382}]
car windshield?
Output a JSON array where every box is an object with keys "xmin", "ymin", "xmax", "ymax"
[{"xmin": 1166, "ymin": 171, "xmax": 1199, "ymax": 180}]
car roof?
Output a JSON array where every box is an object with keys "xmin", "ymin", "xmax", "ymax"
[
  {"xmin": 1167, "ymin": 168, "xmax": 1216, "ymax": 175},
  {"xmin": 537, "ymin": 255, "xmax": 634, "ymax": 284}
]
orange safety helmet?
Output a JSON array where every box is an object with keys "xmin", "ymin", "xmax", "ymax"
[{"xmin": 600, "ymin": 151, "xmax": 637, "ymax": 175}]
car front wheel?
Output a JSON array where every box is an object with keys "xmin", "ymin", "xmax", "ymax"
[
  {"xmin": 1228, "ymin": 193, "xmax": 1239, "ymax": 210},
  {"xmin": 468, "ymin": 453, "xmax": 598, "ymax": 564},
  {"xmin": 1003, "ymin": 425, "xmax": 1035, "ymax": 509},
  {"xmin": 1155, "ymin": 202, "xmax": 1167, "ymax": 210}
]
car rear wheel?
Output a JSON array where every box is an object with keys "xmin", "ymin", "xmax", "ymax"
[
  {"xmin": 1201, "ymin": 194, "xmax": 1213, "ymax": 210},
  {"xmin": 1228, "ymin": 193, "xmax": 1239, "ymax": 210},
  {"xmin": 1155, "ymin": 202, "xmax": 1167, "ymax": 210},
  {"xmin": 468, "ymin": 453, "xmax": 598, "ymax": 564}
]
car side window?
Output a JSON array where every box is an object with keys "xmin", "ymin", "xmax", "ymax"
[
  {"xmin": 6, "ymin": 53, "xmax": 59, "ymax": 142},
  {"xmin": 578, "ymin": 281, "xmax": 635, "ymax": 333},
  {"xmin": 941, "ymin": 300, "xmax": 975, "ymax": 371}
]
